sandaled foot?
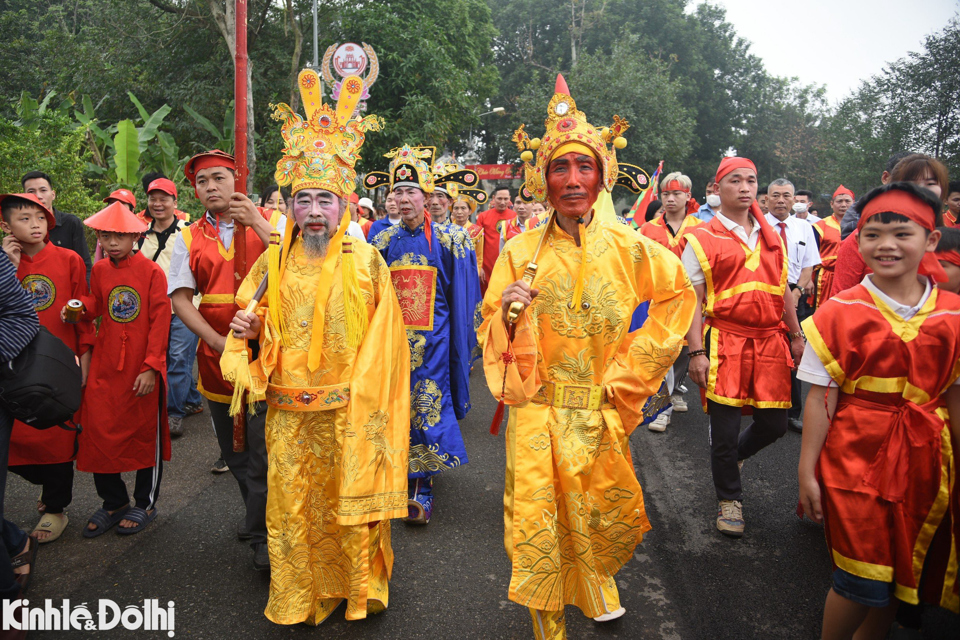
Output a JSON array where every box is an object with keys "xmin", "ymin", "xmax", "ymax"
[
  {"xmin": 84, "ymin": 505, "xmax": 130, "ymax": 538},
  {"xmin": 117, "ymin": 507, "xmax": 158, "ymax": 535},
  {"xmin": 34, "ymin": 513, "xmax": 68, "ymax": 543},
  {"xmin": 11, "ymin": 534, "xmax": 39, "ymax": 593}
]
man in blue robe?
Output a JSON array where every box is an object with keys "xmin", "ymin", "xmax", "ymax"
[{"xmin": 367, "ymin": 146, "xmax": 482, "ymax": 524}]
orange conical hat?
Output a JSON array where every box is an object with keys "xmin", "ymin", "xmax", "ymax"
[{"xmin": 84, "ymin": 201, "xmax": 149, "ymax": 233}]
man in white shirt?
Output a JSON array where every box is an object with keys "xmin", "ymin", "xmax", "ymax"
[
  {"xmin": 793, "ymin": 190, "xmax": 820, "ymax": 222},
  {"xmin": 765, "ymin": 178, "xmax": 820, "ymax": 433}
]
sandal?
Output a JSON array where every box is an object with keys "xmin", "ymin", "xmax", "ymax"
[
  {"xmin": 83, "ymin": 506, "xmax": 130, "ymax": 539},
  {"xmin": 10, "ymin": 533, "xmax": 39, "ymax": 594},
  {"xmin": 116, "ymin": 507, "xmax": 158, "ymax": 535},
  {"xmin": 34, "ymin": 513, "xmax": 69, "ymax": 544}
]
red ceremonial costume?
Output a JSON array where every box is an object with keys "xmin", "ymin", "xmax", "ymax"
[
  {"xmin": 813, "ymin": 215, "xmax": 843, "ymax": 306},
  {"xmin": 476, "ymin": 206, "xmax": 516, "ymax": 284},
  {"xmin": 831, "ymin": 231, "xmax": 871, "ymax": 298},
  {"xmin": 10, "ymin": 244, "xmax": 94, "ymax": 465},
  {"xmin": 683, "ymin": 208, "xmax": 791, "ymax": 409},
  {"xmin": 640, "ymin": 214, "xmax": 703, "ymax": 258},
  {"xmin": 803, "ymin": 284, "xmax": 960, "ymax": 611},
  {"xmin": 79, "ymin": 250, "xmax": 172, "ymax": 473},
  {"xmin": 499, "ymin": 215, "xmax": 538, "ymax": 244},
  {"xmin": 943, "ymin": 210, "xmax": 958, "ymax": 228},
  {"xmin": 182, "ymin": 216, "xmax": 267, "ymax": 404}
]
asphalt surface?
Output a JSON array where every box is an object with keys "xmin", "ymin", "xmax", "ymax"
[{"xmin": 6, "ymin": 374, "xmax": 959, "ymax": 639}]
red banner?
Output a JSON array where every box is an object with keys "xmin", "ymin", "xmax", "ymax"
[{"xmin": 465, "ymin": 164, "xmax": 521, "ymax": 181}]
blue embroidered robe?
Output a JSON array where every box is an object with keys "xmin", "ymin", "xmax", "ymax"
[{"xmin": 371, "ymin": 219, "xmax": 481, "ymax": 478}]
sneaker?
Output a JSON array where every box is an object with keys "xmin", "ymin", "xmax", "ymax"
[
  {"xmin": 168, "ymin": 415, "xmax": 184, "ymax": 439},
  {"xmin": 677, "ymin": 384, "xmax": 688, "ymax": 394},
  {"xmin": 717, "ymin": 500, "xmax": 745, "ymax": 537},
  {"xmin": 670, "ymin": 395, "xmax": 688, "ymax": 413},
  {"xmin": 211, "ymin": 458, "xmax": 230, "ymax": 474},
  {"xmin": 405, "ymin": 478, "xmax": 433, "ymax": 524},
  {"xmin": 184, "ymin": 402, "xmax": 204, "ymax": 416},
  {"xmin": 648, "ymin": 413, "xmax": 670, "ymax": 432},
  {"xmin": 787, "ymin": 418, "xmax": 803, "ymax": 433}
]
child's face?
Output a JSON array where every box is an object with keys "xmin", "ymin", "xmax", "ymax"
[
  {"xmin": 96, "ymin": 231, "xmax": 137, "ymax": 260},
  {"xmin": 0, "ymin": 204, "xmax": 48, "ymax": 246},
  {"xmin": 938, "ymin": 260, "xmax": 960, "ymax": 294},
  {"xmin": 858, "ymin": 218, "xmax": 939, "ymax": 281}
]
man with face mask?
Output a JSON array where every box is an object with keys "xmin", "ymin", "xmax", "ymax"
[
  {"xmin": 480, "ymin": 75, "xmax": 696, "ymax": 639},
  {"xmin": 224, "ymin": 70, "xmax": 409, "ymax": 626},
  {"xmin": 696, "ymin": 179, "xmax": 721, "ymax": 223},
  {"xmin": 367, "ymin": 147, "xmax": 482, "ymax": 525}
]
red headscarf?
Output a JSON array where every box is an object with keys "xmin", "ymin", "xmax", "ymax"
[
  {"xmin": 936, "ymin": 250, "xmax": 960, "ymax": 267},
  {"xmin": 184, "ymin": 150, "xmax": 236, "ymax": 186},
  {"xmin": 714, "ymin": 157, "xmax": 781, "ymax": 251},
  {"xmin": 857, "ymin": 188, "xmax": 947, "ymax": 283},
  {"xmin": 833, "ymin": 185, "xmax": 854, "ymax": 200}
]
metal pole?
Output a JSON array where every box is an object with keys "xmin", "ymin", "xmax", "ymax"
[{"xmin": 312, "ymin": 0, "xmax": 319, "ymax": 68}]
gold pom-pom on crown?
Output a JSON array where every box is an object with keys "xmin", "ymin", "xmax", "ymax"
[
  {"xmin": 272, "ymin": 68, "xmax": 383, "ymax": 197},
  {"xmin": 513, "ymin": 74, "xmax": 630, "ymax": 203}
]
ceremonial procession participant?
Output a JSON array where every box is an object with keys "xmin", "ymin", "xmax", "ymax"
[
  {"xmin": 449, "ymin": 188, "xmax": 489, "ymax": 279},
  {"xmin": 946, "ymin": 182, "xmax": 960, "ymax": 228},
  {"xmin": 358, "ymin": 197, "xmax": 375, "ymax": 237},
  {"xmin": 764, "ymin": 178, "xmax": 820, "ymax": 433},
  {"xmin": 483, "ymin": 75, "xmax": 696, "ymax": 638},
  {"xmin": 222, "ymin": 69, "xmax": 410, "ymax": 625},
  {"xmin": 104, "ymin": 188, "xmax": 136, "ymax": 212},
  {"xmin": 683, "ymin": 157, "xmax": 805, "ymax": 538},
  {"xmin": 167, "ymin": 149, "xmax": 273, "ymax": 569},
  {"xmin": 937, "ymin": 227, "xmax": 960, "ymax": 293},
  {"xmin": 21, "ymin": 171, "xmax": 92, "ymax": 281},
  {"xmin": 259, "ymin": 184, "xmax": 286, "ymax": 214},
  {"xmin": 639, "ymin": 171, "xmax": 703, "ymax": 431},
  {"xmin": 137, "ymin": 178, "xmax": 202, "ymax": 438},
  {"xmin": 366, "ymin": 191, "xmax": 400, "ymax": 238},
  {"xmin": 77, "ymin": 202, "xmax": 170, "ymax": 536},
  {"xmin": 500, "ymin": 186, "xmax": 540, "ymax": 247},
  {"xmin": 476, "ymin": 185, "xmax": 516, "ymax": 289},
  {"xmin": 812, "ymin": 186, "xmax": 853, "ymax": 307},
  {"xmin": 757, "ymin": 184, "xmax": 769, "ymax": 215},
  {"xmin": 367, "ymin": 146, "xmax": 482, "ymax": 524},
  {"xmin": 1, "ymin": 193, "xmax": 92, "ymax": 543},
  {"xmin": 794, "ymin": 190, "xmax": 820, "ymax": 222},
  {"xmin": 797, "ymin": 183, "xmax": 960, "ymax": 637},
  {"xmin": 695, "ymin": 179, "xmax": 720, "ymax": 223}
]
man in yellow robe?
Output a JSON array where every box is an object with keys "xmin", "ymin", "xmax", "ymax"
[
  {"xmin": 479, "ymin": 75, "xmax": 697, "ymax": 639},
  {"xmin": 222, "ymin": 69, "xmax": 410, "ymax": 626}
]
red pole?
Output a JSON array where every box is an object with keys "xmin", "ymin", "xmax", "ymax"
[{"xmin": 232, "ymin": 0, "xmax": 249, "ymax": 452}]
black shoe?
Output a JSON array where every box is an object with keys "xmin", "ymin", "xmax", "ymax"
[
  {"xmin": 238, "ymin": 521, "xmax": 252, "ymax": 541},
  {"xmin": 253, "ymin": 542, "xmax": 270, "ymax": 571},
  {"xmin": 787, "ymin": 418, "xmax": 803, "ymax": 433}
]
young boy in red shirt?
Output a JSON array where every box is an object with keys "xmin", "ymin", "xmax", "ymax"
[
  {"xmin": 798, "ymin": 183, "xmax": 960, "ymax": 638},
  {"xmin": 75, "ymin": 202, "xmax": 171, "ymax": 536},
  {"xmin": 1, "ymin": 193, "xmax": 93, "ymax": 543}
]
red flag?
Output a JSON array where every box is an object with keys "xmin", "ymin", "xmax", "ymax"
[{"xmin": 626, "ymin": 160, "xmax": 663, "ymax": 226}]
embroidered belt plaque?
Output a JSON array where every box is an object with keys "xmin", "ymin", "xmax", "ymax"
[{"xmin": 266, "ymin": 383, "xmax": 350, "ymax": 411}]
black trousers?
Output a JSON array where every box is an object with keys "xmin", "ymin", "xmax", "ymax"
[
  {"xmin": 9, "ymin": 461, "xmax": 74, "ymax": 514},
  {"xmin": 208, "ymin": 400, "xmax": 267, "ymax": 547},
  {"xmin": 791, "ymin": 286, "xmax": 816, "ymax": 420},
  {"xmin": 94, "ymin": 462, "xmax": 163, "ymax": 512},
  {"xmin": 708, "ymin": 400, "xmax": 788, "ymax": 501}
]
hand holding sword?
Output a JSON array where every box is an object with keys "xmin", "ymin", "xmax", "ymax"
[{"xmin": 500, "ymin": 211, "xmax": 554, "ymax": 325}]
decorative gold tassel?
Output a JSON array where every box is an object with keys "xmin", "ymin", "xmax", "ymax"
[
  {"xmin": 571, "ymin": 218, "xmax": 588, "ymax": 310},
  {"xmin": 341, "ymin": 238, "xmax": 368, "ymax": 348}
]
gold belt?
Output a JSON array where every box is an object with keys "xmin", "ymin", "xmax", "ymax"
[
  {"xmin": 265, "ymin": 383, "xmax": 350, "ymax": 411},
  {"xmin": 532, "ymin": 381, "xmax": 609, "ymax": 410}
]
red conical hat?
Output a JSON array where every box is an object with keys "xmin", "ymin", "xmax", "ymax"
[
  {"xmin": 0, "ymin": 193, "xmax": 55, "ymax": 230},
  {"xmin": 84, "ymin": 201, "xmax": 148, "ymax": 233}
]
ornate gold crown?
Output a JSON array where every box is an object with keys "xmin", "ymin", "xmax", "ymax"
[
  {"xmin": 512, "ymin": 74, "xmax": 629, "ymax": 203},
  {"xmin": 272, "ymin": 69, "xmax": 383, "ymax": 197},
  {"xmin": 363, "ymin": 145, "xmax": 436, "ymax": 193}
]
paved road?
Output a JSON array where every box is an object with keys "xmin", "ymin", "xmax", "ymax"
[{"xmin": 7, "ymin": 374, "xmax": 958, "ymax": 638}]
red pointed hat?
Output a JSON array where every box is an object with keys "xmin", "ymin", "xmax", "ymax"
[
  {"xmin": 104, "ymin": 188, "xmax": 137, "ymax": 208},
  {"xmin": 833, "ymin": 184, "xmax": 854, "ymax": 200},
  {"xmin": 0, "ymin": 193, "xmax": 55, "ymax": 230},
  {"xmin": 184, "ymin": 150, "xmax": 236, "ymax": 186},
  {"xmin": 84, "ymin": 201, "xmax": 148, "ymax": 233}
]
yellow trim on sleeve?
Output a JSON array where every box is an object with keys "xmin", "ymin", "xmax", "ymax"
[
  {"xmin": 181, "ymin": 226, "xmax": 193, "ymax": 250},
  {"xmin": 685, "ymin": 234, "xmax": 715, "ymax": 315},
  {"xmin": 801, "ymin": 317, "xmax": 846, "ymax": 385}
]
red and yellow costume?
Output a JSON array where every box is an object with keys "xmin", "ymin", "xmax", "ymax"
[
  {"xmin": 943, "ymin": 210, "xmax": 959, "ymax": 228},
  {"xmin": 476, "ymin": 206, "xmax": 516, "ymax": 284},
  {"xmin": 640, "ymin": 213, "xmax": 702, "ymax": 258},
  {"xmin": 499, "ymin": 215, "xmax": 538, "ymax": 244},
  {"xmin": 813, "ymin": 215, "xmax": 843, "ymax": 306},
  {"xmin": 803, "ymin": 283, "xmax": 960, "ymax": 611},
  {"xmin": 683, "ymin": 208, "xmax": 791, "ymax": 409}
]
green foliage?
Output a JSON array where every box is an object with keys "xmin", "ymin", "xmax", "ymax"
[{"xmin": 0, "ymin": 112, "xmax": 102, "ymax": 219}]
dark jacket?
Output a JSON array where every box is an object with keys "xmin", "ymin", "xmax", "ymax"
[{"xmin": 49, "ymin": 208, "xmax": 92, "ymax": 281}]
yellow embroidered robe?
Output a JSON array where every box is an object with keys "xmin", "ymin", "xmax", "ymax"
[
  {"xmin": 478, "ymin": 215, "xmax": 696, "ymax": 616},
  {"xmin": 232, "ymin": 239, "xmax": 410, "ymax": 625}
]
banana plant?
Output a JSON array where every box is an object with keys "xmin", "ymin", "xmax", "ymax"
[{"xmin": 184, "ymin": 102, "xmax": 235, "ymax": 154}]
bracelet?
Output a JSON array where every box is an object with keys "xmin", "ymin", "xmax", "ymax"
[
  {"xmin": 689, "ymin": 349, "xmax": 707, "ymax": 358},
  {"xmin": 789, "ymin": 331, "xmax": 804, "ymax": 340}
]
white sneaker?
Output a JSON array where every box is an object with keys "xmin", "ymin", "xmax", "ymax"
[
  {"xmin": 670, "ymin": 395, "xmax": 688, "ymax": 412},
  {"xmin": 594, "ymin": 607, "xmax": 626, "ymax": 622},
  {"xmin": 648, "ymin": 413, "xmax": 670, "ymax": 432}
]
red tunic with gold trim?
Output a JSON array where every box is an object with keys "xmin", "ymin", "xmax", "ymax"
[
  {"xmin": 78, "ymin": 252, "xmax": 171, "ymax": 473},
  {"xmin": 802, "ymin": 284, "xmax": 960, "ymax": 612},
  {"xmin": 499, "ymin": 215, "xmax": 538, "ymax": 245},
  {"xmin": 182, "ymin": 216, "xmax": 267, "ymax": 404},
  {"xmin": 10, "ymin": 244, "xmax": 94, "ymax": 465},
  {"xmin": 684, "ymin": 215, "xmax": 792, "ymax": 409},
  {"xmin": 640, "ymin": 214, "xmax": 703, "ymax": 258},
  {"xmin": 943, "ymin": 210, "xmax": 959, "ymax": 229},
  {"xmin": 813, "ymin": 215, "xmax": 843, "ymax": 307}
]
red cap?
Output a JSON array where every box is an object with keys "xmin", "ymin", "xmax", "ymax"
[
  {"xmin": 104, "ymin": 189, "xmax": 136, "ymax": 208},
  {"xmin": 0, "ymin": 193, "xmax": 56, "ymax": 230},
  {"xmin": 833, "ymin": 185, "xmax": 854, "ymax": 200},
  {"xmin": 147, "ymin": 178, "xmax": 178, "ymax": 198},
  {"xmin": 715, "ymin": 157, "xmax": 757, "ymax": 184},
  {"xmin": 184, "ymin": 150, "xmax": 236, "ymax": 185},
  {"xmin": 84, "ymin": 201, "xmax": 149, "ymax": 234}
]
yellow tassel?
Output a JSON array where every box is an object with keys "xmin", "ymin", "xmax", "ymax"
[
  {"xmin": 571, "ymin": 219, "xmax": 588, "ymax": 310},
  {"xmin": 341, "ymin": 239, "xmax": 368, "ymax": 348}
]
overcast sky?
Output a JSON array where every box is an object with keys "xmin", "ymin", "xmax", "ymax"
[{"xmin": 701, "ymin": 0, "xmax": 959, "ymax": 104}]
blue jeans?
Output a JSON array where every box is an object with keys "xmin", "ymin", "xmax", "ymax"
[
  {"xmin": 1, "ymin": 406, "xmax": 28, "ymax": 599},
  {"xmin": 167, "ymin": 315, "xmax": 203, "ymax": 418}
]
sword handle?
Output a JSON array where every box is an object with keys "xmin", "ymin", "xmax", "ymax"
[{"xmin": 506, "ymin": 262, "xmax": 538, "ymax": 324}]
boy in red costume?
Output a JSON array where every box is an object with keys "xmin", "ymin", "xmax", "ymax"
[
  {"xmin": 77, "ymin": 202, "xmax": 171, "ymax": 536},
  {"xmin": 683, "ymin": 157, "xmax": 804, "ymax": 538},
  {"xmin": 1, "ymin": 193, "xmax": 93, "ymax": 543},
  {"xmin": 798, "ymin": 182, "xmax": 960, "ymax": 638}
]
